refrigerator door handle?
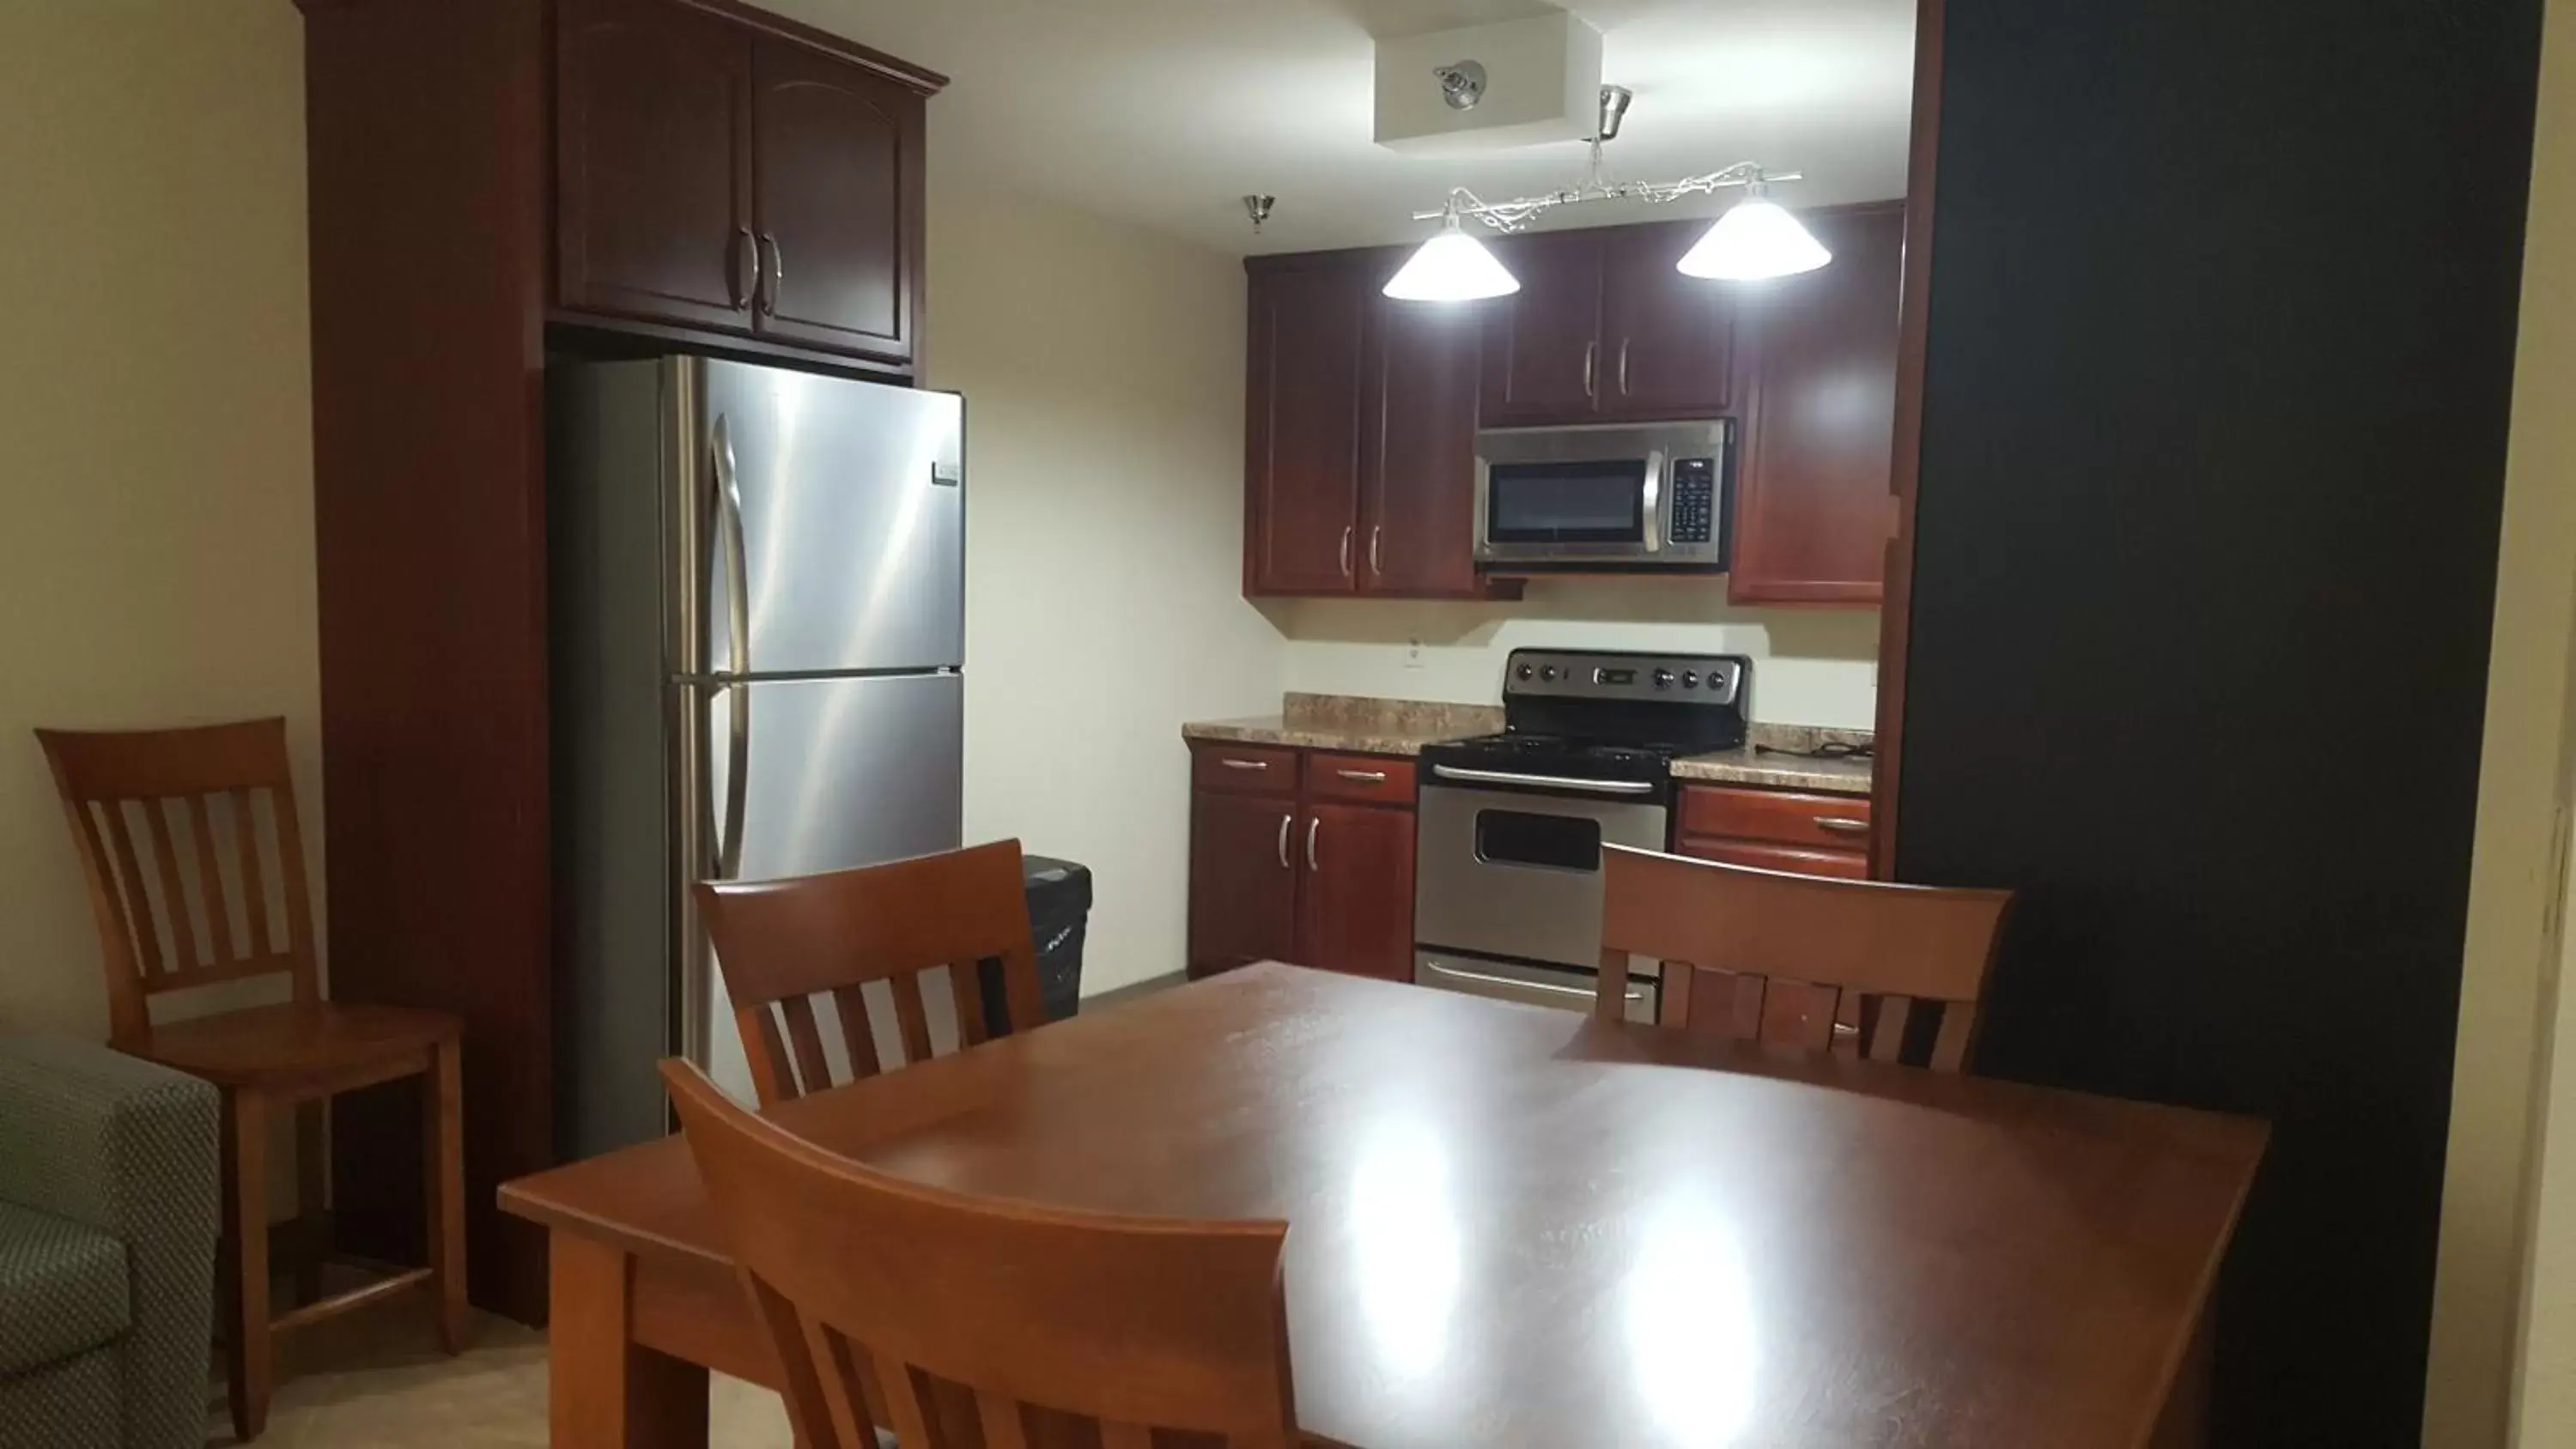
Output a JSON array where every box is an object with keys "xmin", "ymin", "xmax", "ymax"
[
  {"xmin": 718, "ymin": 681, "xmax": 750, "ymax": 880},
  {"xmin": 711, "ymin": 414, "xmax": 752, "ymax": 678},
  {"xmin": 709, "ymin": 411, "xmax": 753, "ymax": 881}
]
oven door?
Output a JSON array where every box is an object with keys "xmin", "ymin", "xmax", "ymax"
[{"xmin": 1413, "ymin": 779, "xmax": 1669, "ymax": 971}]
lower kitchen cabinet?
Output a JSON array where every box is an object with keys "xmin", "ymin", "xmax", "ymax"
[
  {"xmin": 1186, "ymin": 743, "xmax": 1417, "ymax": 979},
  {"xmin": 1298, "ymin": 802, "xmax": 1418, "ymax": 980},
  {"xmin": 1186, "ymin": 787, "xmax": 1300, "ymax": 974},
  {"xmin": 1671, "ymin": 784, "xmax": 1874, "ymax": 878}
]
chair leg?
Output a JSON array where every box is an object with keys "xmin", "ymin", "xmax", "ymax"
[
  {"xmin": 294, "ymin": 1100, "xmax": 327, "ymax": 1306},
  {"xmin": 423, "ymin": 1038, "xmax": 470, "ymax": 1353},
  {"xmin": 222, "ymin": 1087, "xmax": 272, "ymax": 1442}
]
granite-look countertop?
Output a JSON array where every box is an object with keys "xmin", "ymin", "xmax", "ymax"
[
  {"xmin": 1182, "ymin": 693, "xmax": 1502, "ymax": 757},
  {"xmin": 1668, "ymin": 747, "xmax": 1873, "ymax": 796},
  {"xmin": 1184, "ymin": 696, "xmax": 1874, "ymax": 796}
]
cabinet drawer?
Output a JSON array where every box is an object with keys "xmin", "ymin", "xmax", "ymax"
[
  {"xmin": 1675, "ymin": 786, "xmax": 1874, "ymax": 851},
  {"xmin": 1192, "ymin": 744, "xmax": 1300, "ymax": 796},
  {"xmin": 1674, "ymin": 836, "xmax": 1870, "ymax": 880},
  {"xmin": 1306, "ymin": 754, "xmax": 1415, "ymax": 805}
]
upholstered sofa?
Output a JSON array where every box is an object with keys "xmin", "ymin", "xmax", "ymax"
[{"xmin": 0, "ymin": 1035, "xmax": 219, "ymax": 1449}]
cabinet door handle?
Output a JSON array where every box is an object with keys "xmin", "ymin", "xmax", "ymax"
[
  {"xmin": 1815, "ymin": 816, "xmax": 1871, "ymax": 836},
  {"xmin": 1339, "ymin": 525, "xmax": 1354, "ymax": 579},
  {"xmin": 1583, "ymin": 340, "xmax": 1598, "ymax": 399},
  {"xmin": 1277, "ymin": 814, "xmax": 1293, "ymax": 870},
  {"xmin": 731, "ymin": 227, "xmax": 755, "ymax": 310},
  {"xmin": 1617, "ymin": 338, "xmax": 1631, "ymax": 397},
  {"xmin": 1336, "ymin": 768, "xmax": 1388, "ymax": 784},
  {"xmin": 1368, "ymin": 525, "xmax": 1383, "ymax": 576},
  {"xmin": 1306, "ymin": 815, "xmax": 1321, "ymax": 870},
  {"xmin": 756, "ymin": 233, "xmax": 782, "ymax": 315},
  {"xmin": 1219, "ymin": 757, "xmax": 1271, "ymax": 772}
]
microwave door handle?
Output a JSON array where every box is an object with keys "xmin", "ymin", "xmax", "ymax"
[{"xmin": 1641, "ymin": 450, "xmax": 1667, "ymax": 554}]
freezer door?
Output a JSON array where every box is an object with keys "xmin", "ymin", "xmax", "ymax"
[
  {"xmin": 685, "ymin": 359, "xmax": 965, "ymax": 676},
  {"xmin": 685, "ymin": 673, "xmax": 965, "ymax": 1103}
]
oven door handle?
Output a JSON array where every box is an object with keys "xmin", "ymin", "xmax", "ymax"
[
  {"xmin": 1430, "ymin": 764, "xmax": 1659, "ymax": 796},
  {"xmin": 1425, "ymin": 960, "xmax": 1647, "ymax": 1006}
]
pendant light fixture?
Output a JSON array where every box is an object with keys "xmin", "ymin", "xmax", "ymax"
[
  {"xmin": 1386, "ymin": 87, "xmax": 1832, "ymax": 300},
  {"xmin": 1675, "ymin": 178, "xmax": 1832, "ymax": 281},
  {"xmin": 1382, "ymin": 207, "xmax": 1522, "ymax": 301}
]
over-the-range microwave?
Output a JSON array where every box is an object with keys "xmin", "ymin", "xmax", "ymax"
[{"xmin": 1473, "ymin": 419, "xmax": 1734, "ymax": 572}]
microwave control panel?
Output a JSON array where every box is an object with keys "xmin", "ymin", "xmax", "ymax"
[{"xmin": 1668, "ymin": 457, "xmax": 1718, "ymax": 544}]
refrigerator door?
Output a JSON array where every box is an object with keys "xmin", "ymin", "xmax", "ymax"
[
  {"xmin": 679, "ymin": 358, "xmax": 965, "ymax": 678},
  {"xmin": 683, "ymin": 672, "xmax": 965, "ymax": 1103}
]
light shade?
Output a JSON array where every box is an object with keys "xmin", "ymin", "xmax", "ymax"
[
  {"xmin": 1676, "ymin": 197, "xmax": 1832, "ymax": 281},
  {"xmin": 1384, "ymin": 217, "xmax": 1521, "ymax": 301}
]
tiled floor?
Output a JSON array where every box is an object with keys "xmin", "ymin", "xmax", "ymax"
[{"xmin": 208, "ymin": 1309, "xmax": 792, "ymax": 1447}]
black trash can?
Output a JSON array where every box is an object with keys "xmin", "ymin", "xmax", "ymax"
[{"xmin": 982, "ymin": 854, "xmax": 1091, "ymax": 1037}]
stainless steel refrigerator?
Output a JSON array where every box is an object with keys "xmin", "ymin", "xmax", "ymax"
[{"xmin": 549, "ymin": 356, "xmax": 964, "ymax": 1157}]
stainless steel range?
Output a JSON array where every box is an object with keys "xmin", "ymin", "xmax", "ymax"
[{"xmin": 1413, "ymin": 648, "xmax": 1750, "ymax": 1022}]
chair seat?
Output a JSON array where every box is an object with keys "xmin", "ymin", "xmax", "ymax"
[
  {"xmin": 112, "ymin": 1001, "xmax": 458, "ymax": 1089},
  {"xmin": 0, "ymin": 1199, "xmax": 131, "ymax": 1373}
]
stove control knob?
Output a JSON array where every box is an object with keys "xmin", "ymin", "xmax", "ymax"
[
  {"xmin": 1539, "ymin": 665, "xmax": 1559, "ymax": 682},
  {"xmin": 1652, "ymin": 669, "xmax": 1675, "ymax": 690},
  {"xmin": 1681, "ymin": 670, "xmax": 1700, "ymax": 689},
  {"xmin": 1706, "ymin": 671, "xmax": 1730, "ymax": 691},
  {"xmin": 1516, "ymin": 664, "xmax": 1534, "ymax": 681}
]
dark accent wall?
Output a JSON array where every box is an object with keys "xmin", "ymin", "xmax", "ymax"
[{"xmin": 1897, "ymin": 2, "xmax": 2542, "ymax": 1444}]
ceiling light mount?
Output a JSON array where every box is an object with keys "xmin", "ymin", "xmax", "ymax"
[
  {"xmin": 1595, "ymin": 84, "xmax": 1632, "ymax": 142},
  {"xmin": 1432, "ymin": 60, "xmax": 1487, "ymax": 111},
  {"xmin": 1242, "ymin": 193, "xmax": 1276, "ymax": 235}
]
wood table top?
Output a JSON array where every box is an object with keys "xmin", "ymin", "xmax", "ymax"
[{"xmin": 501, "ymin": 964, "xmax": 2266, "ymax": 1449}]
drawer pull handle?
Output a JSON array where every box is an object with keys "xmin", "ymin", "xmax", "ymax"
[
  {"xmin": 1336, "ymin": 768, "xmax": 1388, "ymax": 784},
  {"xmin": 1815, "ymin": 817, "xmax": 1870, "ymax": 836},
  {"xmin": 1220, "ymin": 759, "xmax": 1272, "ymax": 772}
]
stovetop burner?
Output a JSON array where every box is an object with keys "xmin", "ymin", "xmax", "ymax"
[{"xmin": 1418, "ymin": 649, "xmax": 1752, "ymax": 796}]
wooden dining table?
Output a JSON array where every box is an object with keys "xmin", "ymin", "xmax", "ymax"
[{"xmin": 500, "ymin": 963, "xmax": 2265, "ymax": 1448}]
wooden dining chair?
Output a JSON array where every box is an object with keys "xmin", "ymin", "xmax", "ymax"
[
  {"xmin": 1597, "ymin": 844, "xmax": 2014, "ymax": 1073},
  {"xmin": 661, "ymin": 1057, "xmax": 1297, "ymax": 1449},
  {"xmin": 696, "ymin": 839, "xmax": 1048, "ymax": 1106},
  {"xmin": 36, "ymin": 718, "xmax": 467, "ymax": 1441}
]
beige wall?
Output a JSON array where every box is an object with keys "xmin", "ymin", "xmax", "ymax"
[
  {"xmin": 1270, "ymin": 588, "xmax": 1880, "ymax": 729},
  {"xmin": 0, "ymin": 3, "xmax": 320, "ymax": 1040},
  {"xmin": 2492, "ymin": 1, "xmax": 2576, "ymax": 1439},
  {"xmin": 926, "ymin": 173, "xmax": 1283, "ymax": 994},
  {"xmin": 2433, "ymin": 0, "xmax": 2576, "ymax": 1440}
]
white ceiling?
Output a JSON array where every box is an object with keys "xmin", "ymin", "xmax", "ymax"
[{"xmin": 758, "ymin": 0, "xmax": 1917, "ymax": 256}]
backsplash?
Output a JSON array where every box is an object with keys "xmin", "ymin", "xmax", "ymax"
[{"xmin": 1260, "ymin": 579, "xmax": 1880, "ymax": 729}]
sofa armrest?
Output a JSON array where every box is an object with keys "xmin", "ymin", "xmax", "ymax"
[{"xmin": 0, "ymin": 1035, "xmax": 219, "ymax": 1449}]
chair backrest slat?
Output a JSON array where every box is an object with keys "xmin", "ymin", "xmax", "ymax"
[
  {"xmin": 779, "ymin": 995, "xmax": 834, "ymax": 1095},
  {"xmin": 888, "ymin": 970, "xmax": 936, "ymax": 1068},
  {"xmin": 1598, "ymin": 845, "xmax": 2013, "ymax": 1075},
  {"xmin": 697, "ymin": 840, "xmax": 1048, "ymax": 1106},
  {"xmin": 662, "ymin": 1059, "xmax": 1298, "ymax": 1449},
  {"xmin": 38, "ymin": 720, "xmax": 319, "ymax": 1040}
]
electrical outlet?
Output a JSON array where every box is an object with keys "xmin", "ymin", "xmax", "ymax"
[{"xmin": 1403, "ymin": 638, "xmax": 1425, "ymax": 670}]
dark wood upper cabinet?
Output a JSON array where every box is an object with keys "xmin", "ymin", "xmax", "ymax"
[
  {"xmin": 1187, "ymin": 788, "xmax": 1300, "ymax": 978},
  {"xmin": 1480, "ymin": 231, "xmax": 1607, "ymax": 426},
  {"xmin": 1599, "ymin": 221, "xmax": 1738, "ymax": 421},
  {"xmin": 1245, "ymin": 258, "xmax": 1367, "ymax": 595},
  {"xmin": 1296, "ymin": 802, "xmax": 1417, "ymax": 979},
  {"xmin": 1361, "ymin": 289, "xmax": 1485, "ymax": 597},
  {"xmin": 555, "ymin": 0, "xmax": 756, "ymax": 333},
  {"xmin": 1728, "ymin": 203, "xmax": 1907, "ymax": 605},
  {"xmin": 552, "ymin": 0, "xmax": 940, "ymax": 370},
  {"xmin": 748, "ymin": 38, "xmax": 922, "ymax": 366}
]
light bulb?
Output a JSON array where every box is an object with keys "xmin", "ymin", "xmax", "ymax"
[
  {"xmin": 1384, "ymin": 215, "xmax": 1521, "ymax": 301},
  {"xmin": 1676, "ymin": 197, "xmax": 1832, "ymax": 281}
]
